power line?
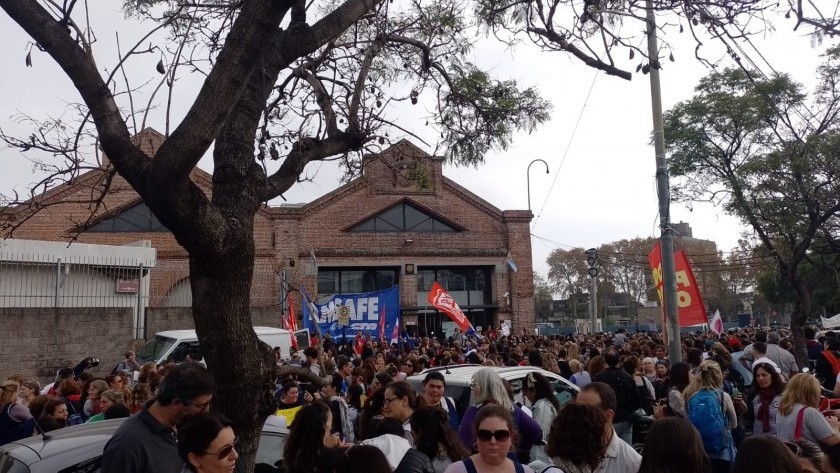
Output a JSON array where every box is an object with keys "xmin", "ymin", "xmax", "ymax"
[{"xmin": 531, "ymin": 69, "xmax": 599, "ymax": 230}]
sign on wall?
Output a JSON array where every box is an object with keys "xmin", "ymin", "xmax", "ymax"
[{"xmin": 303, "ymin": 286, "xmax": 400, "ymax": 339}]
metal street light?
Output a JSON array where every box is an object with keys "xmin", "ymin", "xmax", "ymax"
[{"xmin": 527, "ymin": 159, "xmax": 549, "ymax": 212}]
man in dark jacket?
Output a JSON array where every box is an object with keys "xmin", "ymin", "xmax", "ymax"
[{"xmin": 592, "ymin": 350, "xmax": 642, "ymax": 445}]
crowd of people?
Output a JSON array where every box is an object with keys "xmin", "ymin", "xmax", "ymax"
[{"xmin": 5, "ymin": 325, "xmax": 840, "ymax": 473}]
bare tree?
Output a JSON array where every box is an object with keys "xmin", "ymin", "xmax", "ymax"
[{"xmin": 0, "ymin": 0, "xmax": 551, "ymax": 471}]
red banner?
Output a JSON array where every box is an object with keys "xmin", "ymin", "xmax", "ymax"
[
  {"xmin": 427, "ymin": 281, "xmax": 473, "ymax": 332},
  {"xmin": 378, "ymin": 306, "xmax": 386, "ymax": 341},
  {"xmin": 287, "ymin": 294, "xmax": 298, "ymax": 349},
  {"xmin": 648, "ymin": 242, "xmax": 708, "ymax": 327}
]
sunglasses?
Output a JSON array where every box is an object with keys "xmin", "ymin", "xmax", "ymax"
[
  {"xmin": 204, "ymin": 439, "xmax": 237, "ymax": 460},
  {"xmin": 476, "ymin": 429, "xmax": 511, "ymax": 442}
]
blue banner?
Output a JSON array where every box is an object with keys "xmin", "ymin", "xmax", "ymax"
[{"xmin": 303, "ymin": 286, "xmax": 400, "ymax": 339}]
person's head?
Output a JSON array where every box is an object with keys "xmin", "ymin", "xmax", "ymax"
[
  {"xmin": 637, "ymin": 417, "xmax": 707, "ymax": 473},
  {"xmin": 337, "ymin": 356, "xmax": 352, "ymax": 376},
  {"xmin": 41, "ymin": 399, "xmax": 69, "ymax": 423},
  {"xmin": 669, "ymin": 362, "xmax": 691, "ymax": 390},
  {"xmin": 779, "ymin": 373, "xmax": 822, "ymax": 415},
  {"xmin": 642, "ymin": 357, "xmax": 656, "ymax": 374},
  {"xmin": 285, "ymin": 401, "xmax": 332, "ymax": 472},
  {"xmin": 105, "ymin": 374, "xmax": 126, "ymax": 391},
  {"xmin": 754, "ymin": 342, "xmax": 768, "ymax": 357},
  {"xmin": 474, "ymin": 404, "xmax": 516, "ymax": 466},
  {"xmin": 685, "ymin": 348, "xmax": 703, "ymax": 367},
  {"xmin": 20, "ymin": 380, "xmax": 40, "ymax": 400},
  {"xmin": 320, "ymin": 375, "xmax": 340, "ymax": 398},
  {"xmin": 653, "ymin": 345, "xmax": 666, "ymax": 359},
  {"xmin": 587, "ymin": 355, "xmax": 606, "ymax": 377},
  {"xmin": 767, "ymin": 331, "xmax": 782, "ymax": 345},
  {"xmin": 752, "ymin": 362, "xmax": 785, "ymax": 394},
  {"xmin": 281, "ymin": 381, "xmax": 299, "ymax": 405},
  {"xmin": 603, "ymin": 350, "xmax": 620, "ymax": 367},
  {"xmin": 87, "ymin": 380, "xmax": 109, "ymax": 400},
  {"xmin": 684, "ymin": 360, "xmax": 724, "ymax": 400},
  {"xmin": 138, "ymin": 362, "xmax": 158, "ymax": 384},
  {"xmin": 545, "ymin": 402, "xmax": 607, "ymax": 471},
  {"xmin": 154, "ymin": 361, "xmax": 215, "ymax": 424},
  {"xmin": 303, "ymin": 347, "xmax": 319, "ymax": 363},
  {"xmin": 827, "ymin": 338, "xmax": 840, "ymax": 352},
  {"xmin": 422, "ymin": 371, "xmax": 446, "ymax": 405},
  {"xmin": 790, "ymin": 439, "xmax": 822, "ymax": 473},
  {"xmin": 55, "ymin": 378, "xmax": 81, "ymax": 397},
  {"xmin": 131, "ymin": 382, "xmax": 152, "ymax": 408},
  {"xmin": 655, "ymin": 361, "xmax": 669, "ymax": 378},
  {"xmin": 731, "ymin": 435, "xmax": 800, "ymax": 473},
  {"xmin": 470, "ymin": 368, "xmax": 513, "ymax": 410},
  {"xmin": 371, "ymin": 372, "xmax": 392, "ymax": 393},
  {"xmin": 178, "ymin": 412, "xmax": 238, "ymax": 473},
  {"xmin": 103, "ymin": 404, "xmax": 132, "ymax": 420},
  {"xmin": 334, "ymin": 445, "xmax": 391, "ymax": 473},
  {"xmin": 568, "ymin": 359, "xmax": 585, "ymax": 374},
  {"xmin": 577, "ymin": 382, "xmax": 617, "ymax": 426},
  {"xmin": 0, "ymin": 381, "xmax": 20, "ymax": 406},
  {"xmin": 27, "ymin": 395, "xmax": 50, "ymax": 420},
  {"xmin": 125, "ymin": 351, "xmax": 136, "ymax": 360},
  {"xmin": 98, "ymin": 389, "xmax": 126, "ymax": 412},
  {"xmin": 347, "ymin": 384, "xmax": 364, "ymax": 411},
  {"xmin": 383, "ymin": 381, "xmax": 417, "ymax": 423},
  {"xmin": 410, "ymin": 406, "xmax": 469, "ymax": 462},
  {"xmin": 523, "ymin": 371, "xmax": 560, "ymax": 409}
]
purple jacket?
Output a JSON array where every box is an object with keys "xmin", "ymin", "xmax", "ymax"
[{"xmin": 457, "ymin": 404, "xmax": 543, "ymax": 457}]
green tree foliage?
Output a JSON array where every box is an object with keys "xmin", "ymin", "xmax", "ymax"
[
  {"xmin": 533, "ymin": 273, "xmax": 555, "ymax": 323},
  {"xmin": 0, "ymin": 1, "xmax": 551, "ymax": 471},
  {"xmin": 663, "ymin": 50, "xmax": 840, "ymax": 365}
]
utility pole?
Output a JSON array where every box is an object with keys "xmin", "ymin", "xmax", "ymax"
[{"xmin": 646, "ymin": 0, "xmax": 682, "ymax": 362}]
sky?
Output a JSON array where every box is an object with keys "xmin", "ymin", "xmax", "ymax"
[{"xmin": 0, "ymin": 2, "xmax": 833, "ymax": 281}]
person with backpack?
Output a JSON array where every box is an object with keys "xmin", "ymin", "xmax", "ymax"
[
  {"xmin": 684, "ymin": 360, "xmax": 737, "ymax": 473},
  {"xmin": 420, "ymin": 371, "xmax": 460, "ymax": 430}
]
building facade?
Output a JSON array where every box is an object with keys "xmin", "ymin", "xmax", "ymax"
[{"xmin": 2, "ymin": 129, "xmax": 536, "ymax": 337}]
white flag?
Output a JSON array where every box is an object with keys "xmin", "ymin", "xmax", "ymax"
[{"xmin": 710, "ymin": 310, "xmax": 723, "ymax": 335}]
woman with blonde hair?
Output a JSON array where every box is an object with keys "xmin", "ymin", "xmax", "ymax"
[
  {"xmin": 566, "ymin": 343, "xmax": 580, "ymax": 362},
  {"xmin": 775, "ymin": 373, "xmax": 840, "ymax": 446},
  {"xmin": 568, "ymin": 359, "xmax": 591, "ymax": 388},
  {"xmin": 457, "ymin": 368, "xmax": 542, "ymax": 464},
  {"xmin": 684, "ymin": 360, "xmax": 737, "ymax": 473}
]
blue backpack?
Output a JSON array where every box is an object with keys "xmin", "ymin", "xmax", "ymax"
[{"xmin": 687, "ymin": 389, "xmax": 727, "ymax": 454}]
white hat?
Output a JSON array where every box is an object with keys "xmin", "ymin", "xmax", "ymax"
[{"xmin": 752, "ymin": 357, "xmax": 781, "ymax": 374}]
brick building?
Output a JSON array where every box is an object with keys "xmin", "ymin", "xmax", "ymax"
[{"xmin": 3, "ymin": 128, "xmax": 536, "ymax": 337}]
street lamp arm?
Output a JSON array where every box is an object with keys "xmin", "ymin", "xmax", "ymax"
[{"xmin": 527, "ymin": 159, "xmax": 550, "ymax": 212}]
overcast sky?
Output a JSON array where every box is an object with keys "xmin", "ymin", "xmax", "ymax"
[{"xmin": 0, "ymin": 3, "xmax": 832, "ymax": 280}]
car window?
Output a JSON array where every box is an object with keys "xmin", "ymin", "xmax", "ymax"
[
  {"xmin": 552, "ymin": 380, "xmax": 575, "ymax": 406},
  {"xmin": 57, "ymin": 456, "xmax": 101, "ymax": 473},
  {"xmin": 255, "ymin": 432, "xmax": 285, "ymax": 471},
  {"xmin": 135, "ymin": 336, "xmax": 177, "ymax": 364},
  {"xmin": 170, "ymin": 341, "xmax": 203, "ymax": 362},
  {"xmin": 0, "ymin": 455, "xmax": 30, "ymax": 473}
]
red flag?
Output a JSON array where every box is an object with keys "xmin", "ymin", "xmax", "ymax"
[
  {"xmin": 427, "ymin": 281, "xmax": 473, "ymax": 332},
  {"xmin": 648, "ymin": 242, "xmax": 709, "ymax": 327},
  {"xmin": 287, "ymin": 293, "xmax": 298, "ymax": 349},
  {"xmin": 378, "ymin": 306, "xmax": 386, "ymax": 340}
]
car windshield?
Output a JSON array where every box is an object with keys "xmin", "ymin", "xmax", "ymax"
[
  {"xmin": 135, "ymin": 336, "xmax": 177, "ymax": 364},
  {"xmin": 0, "ymin": 454, "xmax": 31, "ymax": 473}
]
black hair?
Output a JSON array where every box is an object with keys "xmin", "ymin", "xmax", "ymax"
[
  {"xmin": 731, "ymin": 435, "xmax": 799, "ymax": 473},
  {"xmin": 410, "ymin": 406, "xmax": 468, "ymax": 463},
  {"xmin": 370, "ymin": 417, "xmax": 405, "ymax": 437},
  {"xmin": 525, "ymin": 371, "xmax": 560, "ymax": 410},
  {"xmin": 285, "ymin": 402, "xmax": 330, "ymax": 473},
  {"xmin": 805, "ymin": 327, "xmax": 816, "ymax": 339},
  {"xmin": 334, "ymin": 446, "xmax": 392, "ymax": 473},
  {"xmin": 177, "ymin": 412, "xmax": 235, "ymax": 472},
  {"xmin": 637, "ymin": 417, "xmax": 707, "ymax": 473},
  {"xmin": 603, "ymin": 351, "xmax": 620, "ymax": 367},
  {"xmin": 156, "ymin": 361, "xmax": 216, "ymax": 407},
  {"xmin": 670, "ymin": 362, "xmax": 691, "ymax": 391},
  {"xmin": 104, "ymin": 404, "xmax": 132, "ymax": 420},
  {"xmin": 423, "ymin": 371, "xmax": 446, "ymax": 386}
]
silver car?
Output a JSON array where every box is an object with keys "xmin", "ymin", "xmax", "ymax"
[{"xmin": 0, "ymin": 418, "xmax": 288, "ymax": 473}]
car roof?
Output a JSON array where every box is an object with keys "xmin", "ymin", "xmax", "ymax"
[
  {"xmin": 408, "ymin": 364, "xmax": 574, "ymax": 387},
  {"xmin": 154, "ymin": 327, "xmax": 289, "ymax": 340},
  {"xmin": 0, "ymin": 419, "xmax": 125, "ymax": 466}
]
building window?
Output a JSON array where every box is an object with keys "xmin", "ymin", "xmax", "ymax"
[
  {"xmin": 317, "ymin": 268, "xmax": 398, "ymax": 295},
  {"xmin": 87, "ymin": 203, "xmax": 166, "ymax": 233},
  {"xmin": 349, "ymin": 202, "xmax": 458, "ymax": 233},
  {"xmin": 416, "ymin": 267, "xmax": 491, "ymax": 306}
]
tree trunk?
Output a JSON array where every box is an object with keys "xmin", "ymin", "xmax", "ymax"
[
  {"xmin": 789, "ymin": 276, "xmax": 812, "ymax": 371},
  {"xmin": 188, "ymin": 226, "xmax": 276, "ymax": 473}
]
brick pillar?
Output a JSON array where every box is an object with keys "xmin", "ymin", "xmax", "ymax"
[{"xmin": 503, "ymin": 210, "xmax": 535, "ymax": 334}]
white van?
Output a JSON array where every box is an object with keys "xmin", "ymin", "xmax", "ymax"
[{"xmin": 135, "ymin": 326, "xmax": 293, "ymax": 365}]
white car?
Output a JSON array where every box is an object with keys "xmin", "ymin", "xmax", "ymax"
[
  {"xmin": 0, "ymin": 418, "xmax": 288, "ymax": 473},
  {"xmin": 406, "ymin": 364, "xmax": 579, "ymax": 416}
]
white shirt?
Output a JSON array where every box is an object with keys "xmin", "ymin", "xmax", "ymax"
[{"xmin": 595, "ymin": 429, "xmax": 641, "ymax": 473}]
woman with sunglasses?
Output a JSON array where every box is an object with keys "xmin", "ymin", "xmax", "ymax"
[
  {"xmin": 444, "ymin": 404, "xmax": 534, "ymax": 473},
  {"xmin": 750, "ymin": 362, "xmax": 785, "ymax": 436},
  {"xmin": 177, "ymin": 412, "xmax": 238, "ymax": 473}
]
